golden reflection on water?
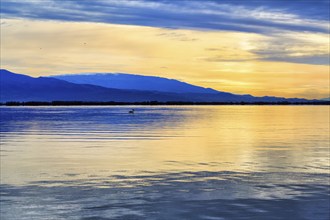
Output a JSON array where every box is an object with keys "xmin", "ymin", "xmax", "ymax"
[{"xmin": 1, "ymin": 106, "xmax": 329, "ymax": 185}]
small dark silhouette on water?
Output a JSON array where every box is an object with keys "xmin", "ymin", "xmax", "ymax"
[{"xmin": 129, "ymin": 109, "xmax": 135, "ymax": 114}]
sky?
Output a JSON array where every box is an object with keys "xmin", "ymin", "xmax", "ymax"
[{"xmin": 0, "ymin": 0, "xmax": 329, "ymax": 99}]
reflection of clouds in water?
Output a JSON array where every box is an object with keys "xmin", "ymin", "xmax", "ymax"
[
  {"xmin": 0, "ymin": 107, "xmax": 193, "ymax": 134},
  {"xmin": 1, "ymin": 106, "xmax": 329, "ymax": 219},
  {"xmin": 1, "ymin": 171, "xmax": 329, "ymax": 220},
  {"xmin": 1, "ymin": 106, "xmax": 329, "ymax": 182}
]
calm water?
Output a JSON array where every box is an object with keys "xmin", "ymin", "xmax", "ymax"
[{"xmin": 0, "ymin": 106, "xmax": 329, "ymax": 219}]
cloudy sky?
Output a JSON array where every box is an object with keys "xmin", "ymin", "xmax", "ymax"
[{"xmin": 1, "ymin": 0, "xmax": 329, "ymax": 98}]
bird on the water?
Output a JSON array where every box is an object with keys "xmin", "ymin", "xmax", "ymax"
[{"xmin": 129, "ymin": 109, "xmax": 135, "ymax": 114}]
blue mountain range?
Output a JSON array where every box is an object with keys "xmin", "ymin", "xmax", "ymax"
[
  {"xmin": 320, "ymin": 97, "xmax": 330, "ymax": 101},
  {"xmin": 0, "ymin": 69, "xmax": 314, "ymax": 103},
  {"xmin": 52, "ymin": 73, "xmax": 219, "ymax": 94}
]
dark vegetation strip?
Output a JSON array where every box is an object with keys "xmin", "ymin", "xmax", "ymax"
[{"xmin": 1, "ymin": 101, "xmax": 329, "ymax": 106}]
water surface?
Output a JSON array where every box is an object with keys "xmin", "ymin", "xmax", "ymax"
[{"xmin": 1, "ymin": 106, "xmax": 329, "ymax": 219}]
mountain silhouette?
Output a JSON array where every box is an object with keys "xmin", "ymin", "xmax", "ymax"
[
  {"xmin": 0, "ymin": 69, "xmax": 186, "ymax": 102},
  {"xmin": 51, "ymin": 73, "xmax": 219, "ymax": 94},
  {"xmin": 0, "ymin": 69, "xmax": 311, "ymax": 103},
  {"xmin": 320, "ymin": 97, "xmax": 330, "ymax": 101}
]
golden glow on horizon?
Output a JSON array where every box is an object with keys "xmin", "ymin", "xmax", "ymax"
[{"xmin": 1, "ymin": 19, "xmax": 329, "ymax": 99}]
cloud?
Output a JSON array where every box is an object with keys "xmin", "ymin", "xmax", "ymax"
[
  {"xmin": 1, "ymin": 0, "xmax": 329, "ymax": 34},
  {"xmin": 205, "ymin": 53, "xmax": 329, "ymax": 66},
  {"xmin": 203, "ymin": 31, "xmax": 330, "ymax": 66},
  {"xmin": 204, "ymin": 57, "xmax": 254, "ymax": 63},
  {"xmin": 260, "ymin": 55, "xmax": 329, "ymax": 66},
  {"xmin": 251, "ymin": 32, "xmax": 330, "ymax": 65},
  {"xmin": 156, "ymin": 32, "xmax": 198, "ymax": 41}
]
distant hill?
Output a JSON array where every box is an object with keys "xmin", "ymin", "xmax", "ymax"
[
  {"xmin": 320, "ymin": 97, "xmax": 330, "ymax": 101},
  {"xmin": 0, "ymin": 69, "xmax": 185, "ymax": 102},
  {"xmin": 51, "ymin": 73, "xmax": 219, "ymax": 94},
  {"xmin": 0, "ymin": 69, "xmax": 313, "ymax": 103},
  {"xmin": 50, "ymin": 71, "xmax": 311, "ymax": 103}
]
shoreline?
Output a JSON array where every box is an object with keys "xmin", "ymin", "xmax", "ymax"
[{"xmin": 1, "ymin": 101, "xmax": 329, "ymax": 106}]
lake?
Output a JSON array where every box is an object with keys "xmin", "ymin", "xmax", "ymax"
[{"xmin": 0, "ymin": 106, "xmax": 329, "ymax": 219}]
